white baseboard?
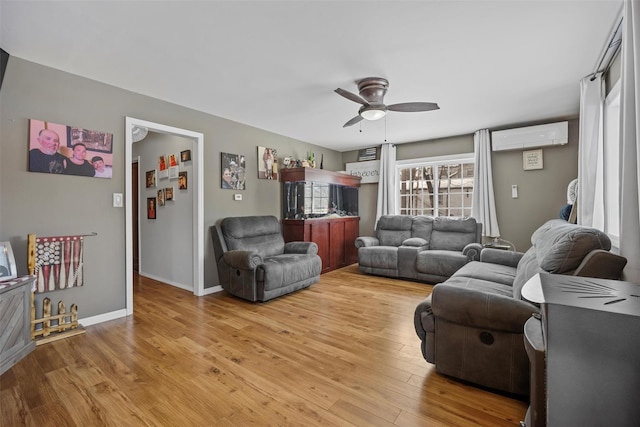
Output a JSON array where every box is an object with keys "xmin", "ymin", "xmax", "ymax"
[
  {"xmin": 77, "ymin": 283, "xmax": 223, "ymax": 328},
  {"xmin": 202, "ymin": 285, "xmax": 223, "ymax": 295},
  {"xmin": 138, "ymin": 272, "xmax": 193, "ymax": 291},
  {"xmin": 80, "ymin": 309, "xmax": 128, "ymax": 326}
]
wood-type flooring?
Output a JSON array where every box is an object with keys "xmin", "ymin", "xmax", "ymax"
[{"xmin": 1, "ymin": 265, "xmax": 527, "ymax": 426}]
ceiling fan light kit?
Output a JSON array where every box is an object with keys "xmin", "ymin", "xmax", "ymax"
[{"xmin": 335, "ymin": 76, "xmax": 440, "ymax": 127}]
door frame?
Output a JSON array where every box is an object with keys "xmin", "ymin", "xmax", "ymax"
[{"xmin": 125, "ymin": 117, "xmax": 205, "ymax": 315}]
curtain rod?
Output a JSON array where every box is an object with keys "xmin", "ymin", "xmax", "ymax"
[{"xmin": 589, "ymin": 13, "xmax": 623, "ymax": 81}]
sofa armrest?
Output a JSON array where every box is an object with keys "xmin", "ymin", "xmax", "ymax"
[
  {"xmin": 574, "ymin": 250, "xmax": 628, "ymax": 279},
  {"xmin": 223, "ymin": 250, "xmax": 263, "ymax": 270},
  {"xmin": 480, "ymin": 248, "xmax": 524, "ymax": 267},
  {"xmin": 284, "ymin": 241, "xmax": 318, "ymax": 255},
  {"xmin": 462, "ymin": 243, "xmax": 483, "ymax": 261},
  {"xmin": 432, "ymin": 283, "xmax": 538, "ymax": 333},
  {"xmin": 355, "ymin": 236, "xmax": 380, "ymax": 248},
  {"xmin": 414, "ymin": 295, "xmax": 434, "ymax": 340}
]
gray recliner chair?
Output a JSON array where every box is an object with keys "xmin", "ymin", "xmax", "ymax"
[{"xmin": 211, "ymin": 215, "xmax": 322, "ymax": 302}]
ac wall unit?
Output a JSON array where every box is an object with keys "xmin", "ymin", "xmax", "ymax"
[{"xmin": 491, "ymin": 121, "xmax": 568, "ymax": 151}]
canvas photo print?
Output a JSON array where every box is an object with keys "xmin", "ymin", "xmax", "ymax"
[
  {"xmin": 258, "ymin": 146, "xmax": 278, "ymax": 180},
  {"xmin": 221, "ymin": 152, "xmax": 246, "ymax": 190},
  {"xmin": 29, "ymin": 119, "xmax": 114, "ymax": 178}
]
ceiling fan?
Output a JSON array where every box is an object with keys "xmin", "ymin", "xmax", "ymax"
[{"xmin": 335, "ymin": 77, "xmax": 439, "ymax": 128}]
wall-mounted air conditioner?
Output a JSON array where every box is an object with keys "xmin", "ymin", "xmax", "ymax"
[{"xmin": 491, "ymin": 121, "xmax": 568, "ymax": 151}]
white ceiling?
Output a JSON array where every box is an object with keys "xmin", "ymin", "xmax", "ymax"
[{"xmin": 0, "ymin": 0, "xmax": 623, "ymax": 152}]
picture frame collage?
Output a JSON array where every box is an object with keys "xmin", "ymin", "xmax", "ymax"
[{"xmin": 146, "ymin": 149, "xmax": 191, "ymax": 219}]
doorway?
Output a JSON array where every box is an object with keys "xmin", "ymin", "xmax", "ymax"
[{"xmin": 125, "ymin": 117, "xmax": 205, "ymax": 316}]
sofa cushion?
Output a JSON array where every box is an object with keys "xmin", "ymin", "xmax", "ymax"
[
  {"xmin": 512, "ymin": 249, "xmax": 543, "ymax": 300},
  {"xmin": 258, "ymin": 254, "xmax": 321, "ymax": 291},
  {"xmin": 453, "ymin": 261, "xmax": 517, "ymax": 286},
  {"xmin": 411, "ymin": 215, "xmax": 434, "ymax": 242},
  {"xmin": 221, "ymin": 215, "xmax": 285, "ymax": 258},
  {"xmin": 358, "ymin": 246, "xmax": 398, "ymax": 269},
  {"xmin": 416, "ymin": 250, "xmax": 468, "ymax": 278},
  {"xmin": 431, "ymin": 277, "xmax": 534, "ymax": 332},
  {"xmin": 402, "ymin": 237, "xmax": 428, "ymax": 247},
  {"xmin": 430, "ymin": 217, "xmax": 478, "ymax": 251},
  {"xmin": 532, "ymin": 219, "xmax": 612, "ymax": 273},
  {"xmin": 376, "ymin": 215, "xmax": 413, "ymax": 246}
]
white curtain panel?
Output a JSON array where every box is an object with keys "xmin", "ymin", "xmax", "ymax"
[
  {"xmin": 376, "ymin": 143, "xmax": 397, "ymax": 222},
  {"xmin": 619, "ymin": 0, "xmax": 640, "ymax": 283},
  {"xmin": 578, "ymin": 74, "xmax": 605, "ymax": 228},
  {"xmin": 471, "ymin": 129, "xmax": 500, "ymax": 237}
]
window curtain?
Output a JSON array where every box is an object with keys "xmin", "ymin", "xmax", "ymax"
[
  {"xmin": 471, "ymin": 129, "xmax": 500, "ymax": 237},
  {"xmin": 619, "ymin": 0, "xmax": 640, "ymax": 283},
  {"xmin": 376, "ymin": 143, "xmax": 397, "ymax": 222},
  {"xmin": 578, "ymin": 74, "xmax": 605, "ymax": 228}
]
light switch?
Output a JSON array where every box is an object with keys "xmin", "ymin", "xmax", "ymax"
[
  {"xmin": 511, "ymin": 185, "xmax": 518, "ymax": 199},
  {"xmin": 113, "ymin": 193, "xmax": 123, "ymax": 207},
  {"xmin": 234, "ymin": 194, "xmax": 242, "ymax": 201}
]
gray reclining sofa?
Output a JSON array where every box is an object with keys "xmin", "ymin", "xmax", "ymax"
[
  {"xmin": 356, "ymin": 215, "xmax": 483, "ymax": 284},
  {"xmin": 414, "ymin": 219, "xmax": 628, "ymax": 395},
  {"xmin": 212, "ymin": 215, "xmax": 322, "ymax": 302}
]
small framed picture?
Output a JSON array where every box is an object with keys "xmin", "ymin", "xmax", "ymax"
[
  {"xmin": 523, "ymin": 149, "xmax": 543, "ymax": 171},
  {"xmin": 0, "ymin": 242, "xmax": 18, "ymax": 280},
  {"xmin": 169, "ymin": 154, "xmax": 178, "ymax": 167},
  {"xmin": 181, "ymin": 149, "xmax": 191, "ymax": 162},
  {"xmin": 146, "ymin": 170, "xmax": 157, "ymax": 188},
  {"xmin": 159, "ymin": 154, "xmax": 168, "ymax": 171},
  {"xmin": 147, "ymin": 197, "xmax": 157, "ymax": 219},
  {"xmin": 168, "ymin": 166, "xmax": 179, "ymax": 179},
  {"xmin": 157, "ymin": 188, "xmax": 166, "ymax": 206},
  {"xmin": 178, "ymin": 171, "xmax": 188, "ymax": 190},
  {"xmin": 165, "ymin": 187, "xmax": 175, "ymax": 201}
]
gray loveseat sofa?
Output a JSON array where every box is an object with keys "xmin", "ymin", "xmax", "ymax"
[
  {"xmin": 211, "ymin": 215, "xmax": 322, "ymax": 302},
  {"xmin": 414, "ymin": 219, "xmax": 628, "ymax": 395},
  {"xmin": 356, "ymin": 215, "xmax": 483, "ymax": 284}
]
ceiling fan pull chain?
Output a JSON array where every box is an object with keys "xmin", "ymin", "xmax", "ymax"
[{"xmin": 384, "ymin": 115, "xmax": 387, "ymax": 142}]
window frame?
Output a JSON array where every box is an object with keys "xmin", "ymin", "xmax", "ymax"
[
  {"xmin": 395, "ymin": 152, "xmax": 475, "ymax": 217},
  {"xmin": 603, "ymin": 79, "xmax": 621, "ymax": 248}
]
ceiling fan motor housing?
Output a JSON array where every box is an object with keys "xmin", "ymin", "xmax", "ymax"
[{"xmin": 356, "ymin": 77, "xmax": 389, "ymax": 104}]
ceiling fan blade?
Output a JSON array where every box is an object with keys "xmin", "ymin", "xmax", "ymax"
[
  {"xmin": 386, "ymin": 102, "xmax": 440, "ymax": 112},
  {"xmin": 335, "ymin": 88, "xmax": 369, "ymax": 106},
  {"xmin": 343, "ymin": 115, "xmax": 364, "ymax": 128}
]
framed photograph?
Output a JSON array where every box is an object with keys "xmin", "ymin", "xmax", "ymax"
[
  {"xmin": 168, "ymin": 166, "xmax": 179, "ymax": 179},
  {"xmin": 158, "ymin": 154, "xmax": 168, "ymax": 171},
  {"xmin": 221, "ymin": 152, "xmax": 246, "ymax": 190},
  {"xmin": 181, "ymin": 149, "xmax": 192, "ymax": 162},
  {"xmin": 178, "ymin": 171, "xmax": 188, "ymax": 190},
  {"xmin": 165, "ymin": 187, "xmax": 175, "ymax": 201},
  {"xmin": 147, "ymin": 198, "xmax": 157, "ymax": 219},
  {"xmin": 169, "ymin": 154, "xmax": 178, "ymax": 167},
  {"xmin": 523, "ymin": 149, "xmax": 544, "ymax": 170},
  {"xmin": 0, "ymin": 242, "xmax": 18, "ymax": 280},
  {"xmin": 146, "ymin": 169, "xmax": 157, "ymax": 188},
  {"xmin": 157, "ymin": 188, "xmax": 166, "ymax": 206},
  {"xmin": 258, "ymin": 146, "xmax": 278, "ymax": 180},
  {"xmin": 28, "ymin": 119, "xmax": 114, "ymax": 178}
]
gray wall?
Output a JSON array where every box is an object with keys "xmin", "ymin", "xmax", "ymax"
[
  {"xmin": 0, "ymin": 57, "xmax": 343, "ymax": 318},
  {"xmin": 342, "ymin": 120, "xmax": 579, "ymax": 252},
  {"xmin": 133, "ymin": 133, "xmax": 194, "ymax": 289}
]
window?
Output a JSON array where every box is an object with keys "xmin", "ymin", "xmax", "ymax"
[
  {"xmin": 397, "ymin": 153, "xmax": 474, "ymax": 217},
  {"xmin": 603, "ymin": 80, "xmax": 620, "ymax": 247}
]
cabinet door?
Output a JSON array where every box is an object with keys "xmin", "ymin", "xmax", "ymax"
[
  {"xmin": 310, "ymin": 221, "xmax": 330, "ymax": 273},
  {"xmin": 329, "ymin": 221, "xmax": 346, "ymax": 270},
  {"xmin": 344, "ymin": 219, "xmax": 359, "ymax": 265}
]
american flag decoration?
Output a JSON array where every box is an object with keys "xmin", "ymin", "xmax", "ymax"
[{"xmin": 34, "ymin": 235, "xmax": 84, "ymax": 293}]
